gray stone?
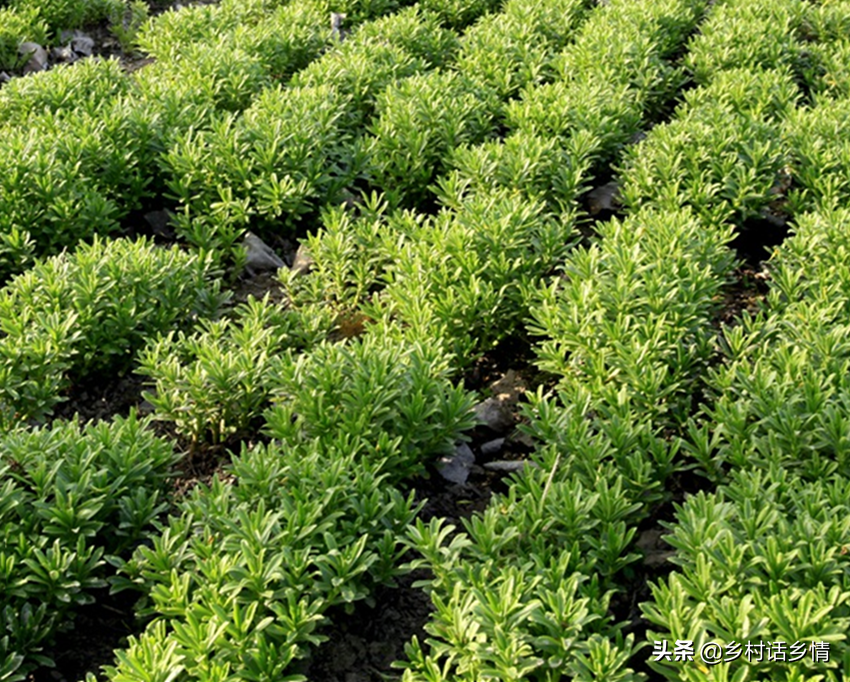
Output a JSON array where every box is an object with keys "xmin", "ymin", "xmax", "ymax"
[
  {"xmin": 483, "ymin": 460, "xmax": 538, "ymax": 473},
  {"xmin": 71, "ymin": 34, "xmax": 95, "ymax": 57},
  {"xmin": 479, "ymin": 437, "xmax": 505, "ymax": 457},
  {"xmin": 0, "ymin": 72, "xmax": 11, "ymax": 84},
  {"xmin": 586, "ymin": 181, "xmax": 620, "ymax": 216},
  {"xmin": 436, "ymin": 443, "xmax": 475, "ymax": 484},
  {"xmin": 243, "ymin": 232, "xmax": 285, "ymax": 274},
  {"xmin": 143, "ymin": 210, "xmax": 173, "ymax": 238},
  {"xmin": 331, "ymin": 12, "xmax": 348, "ymax": 41},
  {"xmin": 51, "ymin": 44, "xmax": 77, "ymax": 63},
  {"xmin": 18, "ymin": 42, "xmax": 48, "ymax": 74},
  {"xmin": 473, "ymin": 397, "xmax": 514, "ymax": 433}
]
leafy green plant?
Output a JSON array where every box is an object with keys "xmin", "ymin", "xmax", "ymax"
[
  {"xmin": 109, "ymin": 0, "xmax": 150, "ymax": 54},
  {"xmin": 618, "ymin": 70, "xmax": 795, "ymax": 226},
  {"xmin": 0, "ymin": 413, "xmax": 179, "ymax": 677},
  {"xmin": 366, "ymin": 189, "xmax": 573, "ymax": 362},
  {"xmin": 8, "ymin": 0, "xmax": 122, "ymax": 33},
  {"xmin": 0, "ymin": 6, "xmax": 48, "ymax": 71},
  {"xmin": 263, "ymin": 333, "xmax": 477, "ymax": 480},
  {"xmin": 163, "ymin": 83, "xmax": 356, "ymax": 253},
  {"xmin": 0, "ymin": 57, "xmax": 129, "ymax": 125},
  {"xmin": 684, "ymin": 0, "xmax": 812, "ymax": 85},
  {"xmin": 643, "ymin": 468, "xmax": 850, "ymax": 682},
  {"xmin": 365, "ymin": 69, "xmax": 496, "ymax": 207},
  {"xmin": 454, "ymin": 0, "xmax": 589, "ymax": 101},
  {"xmin": 692, "ymin": 208, "xmax": 850, "ymax": 481},
  {"xmin": 526, "ymin": 208, "xmax": 736, "ymax": 428},
  {"xmin": 104, "ymin": 403, "xmax": 449, "ymax": 681},
  {"xmin": 0, "ymin": 236, "xmax": 223, "ymax": 427},
  {"xmin": 137, "ymin": 296, "xmax": 331, "ymax": 446}
]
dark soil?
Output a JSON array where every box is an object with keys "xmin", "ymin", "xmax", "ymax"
[
  {"xmin": 52, "ymin": 371, "xmax": 148, "ymax": 426},
  {"xmin": 27, "ymin": 588, "xmax": 141, "ymax": 682},
  {"xmin": 293, "ymin": 571, "xmax": 436, "ymax": 682},
  {"xmin": 714, "ymin": 264, "xmax": 770, "ymax": 329}
]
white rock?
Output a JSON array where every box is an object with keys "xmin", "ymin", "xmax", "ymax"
[
  {"xmin": 289, "ymin": 243, "xmax": 314, "ymax": 276},
  {"xmin": 586, "ymin": 181, "xmax": 620, "ymax": 216}
]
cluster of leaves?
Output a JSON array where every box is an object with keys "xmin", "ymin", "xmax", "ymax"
[
  {"xmin": 0, "ymin": 414, "xmax": 179, "ymax": 680},
  {"xmin": 527, "ymin": 208, "xmax": 736, "ymax": 432},
  {"xmin": 367, "ymin": 189, "xmax": 573, "ymax": 362},
  {"xmin": 138, "ymin": 0, "xmax": 332, "ymax": 83},
  {"xmin": 0, "ymin": 236, "xmax": 222, "ymax": 429},
  {"xmin": 163, "ymin": 83, "xmax": 357, "ymax": 253},
  {"xmin": 400, "ymin": 450, "xmax": 644, "ymax": 682},
  {"xmin": 291, "ymin": 6, "xmax": 459, "ymax": 131},
  {"xmin": 101, "ymin": 441, "xmax": 418, "ymax": 682},
  {"xmin": 684, "ymin": 0, "xmax": 816, "ymax": 86},
  {"xmin": 437, "ymin": 130, "xmax": 595, "ymax": 216},
  {"xmin": 263, "ymin": 331, "xmax": 477, "ymax": 481},
  {"xmin": 95, "ymin": 332, "xmax": 474, "ymax": 681},
  {"xmin": 365, "ymin": 69, "xmax": 496, "ymax": 207},
  {"xmin": 619, "ymin": 67, "xmax": 799, "ymax": 226},
  {"xmin": 782, "ymin": 96, "xmax": 850, "ymax": 213},
  {"xmin": 2, "ymin": 0, "xmax": 120, "ymax": 38},
  {"xmin": 137, "ymin": 296, "xmax": 332, "ymax": 446},
  {"xmin": 643, "ymin": 468, "xmax": 850, "ymax": 682},
  {"xmin": 453, "ymin": 0, "xmax": 590, "ymax": 102},
  {"xmin": 420, "ymin": 0, "xmax": 501, "ymax": 30},
  {"xmin": 0, "ymin": 57, "xmax": 128, "ymax": 124},
  {"xmin": 281, "ymin": 188, "xmax": 573, "ymax": 365}
]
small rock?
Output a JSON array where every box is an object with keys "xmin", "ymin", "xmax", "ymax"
[
  {"xmin": 71, "ymin": 34, "xmax": 95, "ymax": 57},
  {"xmin": 0, "ymin": 72, "xmax": 11, "ymax": 84},
  {"xmin": 636, "ymin": 529, "xmax": 676, "ymax": 568},
  {"xmin": 51, "ymin": 44, "xmax": 77, "ymax": 63},
  {"xmin": 18, "ymin": 42, "xmax": 48, "ymax": 74},
  {"xmin": 289, "ymin": 243, "xmax": 314, "ymax": 276},
  {"xmin": 586, "ymin": 181, "xmax": 620, "ymax": 216},
  {"xmin": 138, "ymin": 399, "xmax": 156, "ymax": 416},
  {"xmin": 331, "ymin": 12, "xmax": 348, "ymax": 41},
  {"xmin": 508, "ymin": 428, "xmax": 536, "ymax": 449},
  {"xmin": 479, "ymin": 437, "xmax": 505, "ymax": 457},
  {"xmin": 436, "ymin": 443, "xmax": 475, "ymax": 485},
  {"xmin": 473, "ymin": 397, "xmax": 514, "ymax": 433},
  {"xmin": 243, "ymin": 232, "xmax": 285, "ymax": 274},
  {"xmin": 483, "ymin": 460, "xmax": 538, "ymax": 473}
]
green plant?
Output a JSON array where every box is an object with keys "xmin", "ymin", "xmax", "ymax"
[
  {"xmin": 0, "ymin": 236, "xmax": 224, "ymax": 427},
  {"xmin": 137, "ymin": 297, "xmax": 331, "ymax": 445},
  {"xmin": 0, "ymin": 413, "xmax": 179, "ymax": 677},
  {"xmin": 365, "ymin": 69, "xmax": 496, "ymax": 207},
  {"xmin": 263, "ymin": 333, "xmax": 477, "ymax": 480},
  {"xmin": 109, "ymin": 0, "xmax": 150, "ymax": 53},
  {"xmin": 0, "ymin": 7, "xmax": 48, "ymax": 71}
]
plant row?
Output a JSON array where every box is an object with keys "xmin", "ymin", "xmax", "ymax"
[
  {"xmin": 396, "ymin": 0, "xmax": 850, "ymax": 678},
  {"xmin": 641, "ymin": 70, "xmax": 850, "ymax": 677}
]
